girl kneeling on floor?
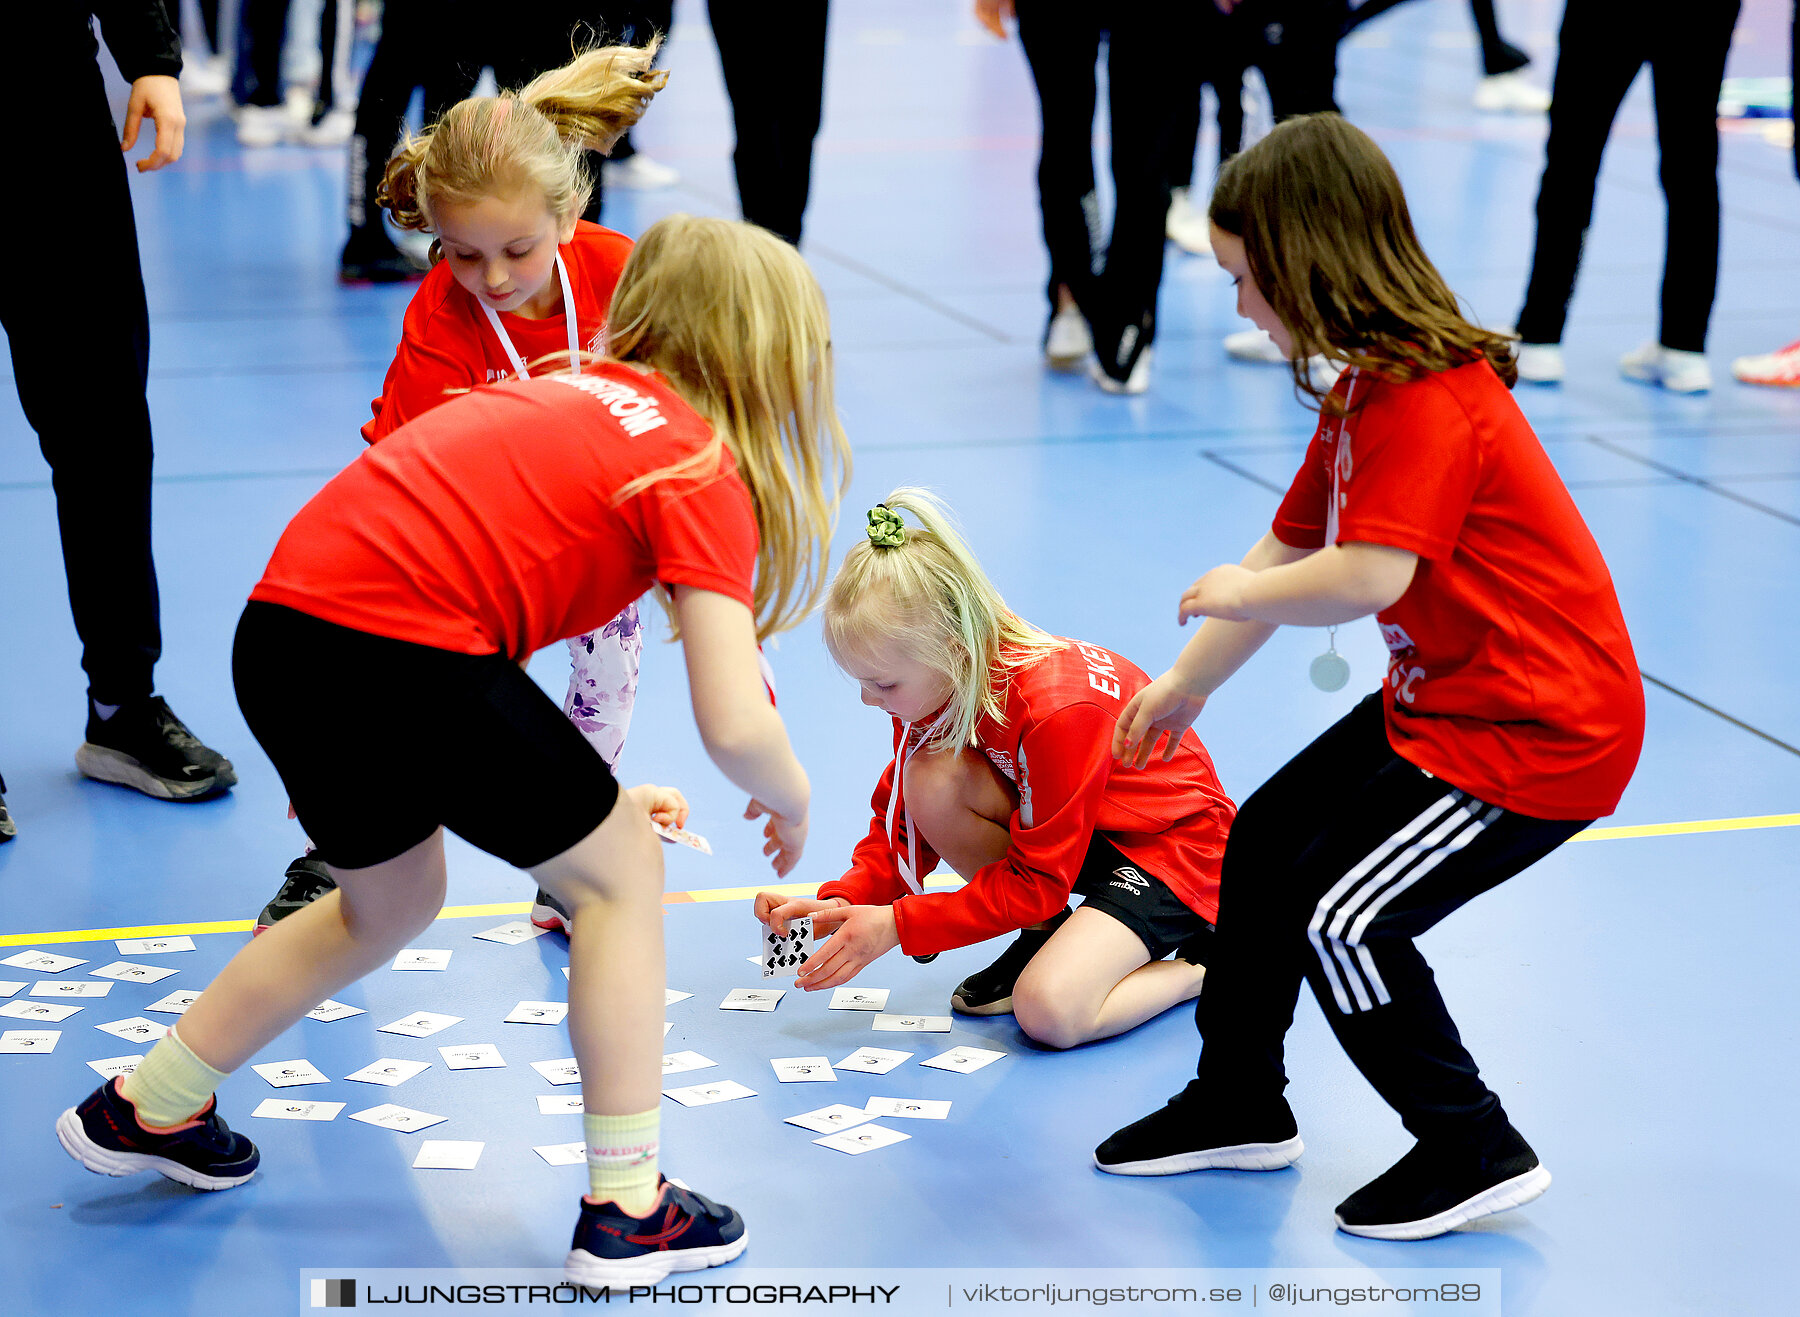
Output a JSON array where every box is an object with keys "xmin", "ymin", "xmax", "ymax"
[{"xmin": 756, "ymin": 489, "xmax": 1235, "ymax": 1049}]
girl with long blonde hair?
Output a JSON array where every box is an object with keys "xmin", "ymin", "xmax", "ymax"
[{"xmin": 58, "ymin": 216, "xmax": 852, "ymax": 1288}]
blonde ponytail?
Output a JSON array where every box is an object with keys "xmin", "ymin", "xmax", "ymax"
[{"xmin": 824, "ymin": 489, "xmax": 1065, "ymax": 749}]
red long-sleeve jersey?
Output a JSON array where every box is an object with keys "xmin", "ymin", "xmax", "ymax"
[{"xmin": 817, "ymin": 640, "xmax": 1235, "ymax": 956}]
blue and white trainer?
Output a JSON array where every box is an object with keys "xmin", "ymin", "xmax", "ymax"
[
  {"xmin": 57, "ymin": 1078, "xmax": 259, "ymax": 1191},
  {"xmin": 566, "ymin": 1177, "xmax": 747, "ymax": 1286}
]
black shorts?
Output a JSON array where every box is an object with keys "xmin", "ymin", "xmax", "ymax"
[
  {"xmin": 233, "ymin": 601, "xmax": 620, "ymax": 871},
  {"xmin": 1071, "ymin": 834, "xmax": 1214, "ymax": 963}
]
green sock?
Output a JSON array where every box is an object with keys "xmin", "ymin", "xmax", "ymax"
[
  {"xmin": 584, "ymin": 1109, "xmax": 660, "ymax": 1215},
  {"xmin": 118, "ymin": 1026, "xmax": 229, "ymax": 1128}
]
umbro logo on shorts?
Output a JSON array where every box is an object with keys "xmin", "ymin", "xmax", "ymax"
[{"xmin": 1109, "ymin": 866, "xmax": 1149, "ymax": 893}]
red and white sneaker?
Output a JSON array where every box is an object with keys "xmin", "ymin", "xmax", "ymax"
[
  {"xmin": 531, "ymin": 888, "xmax": 571, "ymax": 934},
  {"xmin": 565, "ymin": 1176, "xmax": 747, "ymax": 1286},
  {"xmin": 1732, "ymin": 339, "xmax": 1800, "ymax": 389}
]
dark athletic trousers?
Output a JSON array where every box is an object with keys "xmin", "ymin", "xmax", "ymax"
[
  {"xmin": 1516, "ymin": 0, "xmax": 1743, "ymax": 353},
  {"xmin": 1187, "ymin": 695, "xmax": 1587, "ymax": 1148},
  {"xmin": 3, "ymin": 52, "xmax": 163, "ymax": 704}
]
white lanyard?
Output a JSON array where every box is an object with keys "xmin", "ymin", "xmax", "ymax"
[
  {"xmin": 1325, "ymin": 368, "xmax": 1359, "ymax": 545},
  {"xmin": 884, "ymin": 723, "xmax": 926, "ymax": 896},
  {"xmin": 478, "ymin": 251, "xmax": 581, "ymax": 381}
]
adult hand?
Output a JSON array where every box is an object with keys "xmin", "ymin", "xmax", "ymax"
[
  {"xmin": 796, "ymin": 904, "xmax": 901, "ymax": 990},
  {"xmin": 975, "ymin": 0, "xmax": 1016, "ymax": 40},
  {"xmin": 752, "ymin": 893, "xmax": 844, "ymax": 936},
  {"xmin": 1113, "ymin": 672, "xmax": 1209, "ymax": 769},
  {"xmin": 744, "ymin": 798, "xmax": 807, "ymax": 877},
  {"xmin": 1178, "ymin": 564, "xmax": 1256, "ymax": 624},
  {"xmin": 123, "ymin": 75, "xmax": 185, "ymax": 172}
]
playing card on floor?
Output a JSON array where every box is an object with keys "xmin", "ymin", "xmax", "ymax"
[
  {"xmin": 665, "ymin": 989, "xmax": 693, "ymax": 1005},
  {"xmin": 1, "ymin": 1000, "xmax": 81, "ymax": 1022},
  {"xmin": 920, "ymin": 1045, "xmax": 1008, "ymax": 1074},
  {"xmin": 350, "ymin": 1104, "xmax": 447, "ymax": 1132},
  {"xmin": 871, "ymin": 1013, "xmax": 951, "ymax": 1032},
  {"xmin": 2, "ymin": 951, "xmax": 86, "ymax": 973},
  {"xmin": 0, "ymin": 982, "xmax": 24, "ymax": 998},
  {"xmin": 252, "ymin": 1099, "xmax": 344, "ymax": 1121},
  {"xmin": 662, "ymin": 1051, "xmax": 716, "ymax": 1076},
  {"xmin": 472, "ymin": 921, "xmax": 548, "ymax": 945},
  {"xmin": 533, "ymin": 1141, "xmax": 586, "ymax": 1166},
  {"xmin": 531, "ymin": 1058, "xmax": 583, "ymax": 1086},
  {"xmin": 760, "ymin": 917, "xmax": 813, "ymax": 979},
  {"xmin": 828, "ymin": 987, "xmax": 889, "ymax": 1011},
  {"xmin": 378, "ymin": 1011, "xmax": 462, "ymax": 1038},
  {"xmin": 835, "ymin": 1047, "xmax": 913, "ymax": 1075},
  {"xmin": 115, "ymin": 936, "xmax": 196, "ymax": 955},
  {"xmin": 770, "ymin": 1056, "xmax": 836, "ymax": 1083},
  {"xmin": 146, "ymin": 991, "xmax": 201, "ymax": 1015},
  {"xmin": 720, "ymin": 988, "xmax": 784, "ymax": 1011},
  {"xmin": 252, "ymin": 1059, "xmax": 330, "ymax": 1088},
  {"xmin": 504, "ymin": 1001, "xmax": 567, "ymax": 1025},
  {"xmin": 86, "ymin": 1054, "xmax": 145, "ymax": 1080},
  {"xmin": 88, "ymin": 961, "xmax": 178, "ymax": 984},
  {"xmin": 663, "ymin": 1080, "xmax": 756, "ymax": 1107},
  {"xmin": 306, "ymin": 999, "xmax": 365, "ymax": 1023},
  {"xmin": 392, "ymin": 949, "xmax": 452, "ymax": 971},
  {"xmin": 413, "ymin": 1140, "xmax": 483, "ymax": 1169},
  {"xmin": 864, "ymin": 1096, "xmax": 951, "ymax": 1120},
  {"xmin": 536, "ymin": 1095, "xmax": 585, "ymax": 1115},
  {"xmin": 814, "ymin": 1123, "xmax": 910, "ymax": 1155},
  {"xmin": 0, "ymin": 1031, "xmax": 59, "ymax": 1053},
  {"xmin": 29, "ymin": 981, "xmax": 111, "ymax": 999},
  {"xmin": 95, "ymin": 1016, "xmax": 168, "ymax": 1042},
  {"xmin": 785, "ymin": 1104, "xmax": 877, "ymax": 1134},
  {"xmin": 439, "ymin": 1043, "xmax": 505, "ymax": 1070},
  {"xmin": 346, "ymin": 1059, "xmax": 431, "ymax": 1086}
]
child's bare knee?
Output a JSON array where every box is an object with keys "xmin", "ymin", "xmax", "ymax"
[{"xmin": 1013, "ymin": 984, "xmax": 1089, "ymax": 1051}]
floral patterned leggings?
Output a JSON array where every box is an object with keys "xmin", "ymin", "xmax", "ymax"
[{"xmin": 562, "ymin": 600, "xmax": 645, "ymax": 771}]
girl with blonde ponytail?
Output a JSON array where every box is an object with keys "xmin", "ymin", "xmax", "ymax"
[{"xmin": 756, "ymin": 490, "xmax": 1237, "ymax": 1051}]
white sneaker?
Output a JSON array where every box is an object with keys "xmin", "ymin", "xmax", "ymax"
[
  {"xmin": 1092, "ymin": 346, "xmax": 1153, "ymax": 395},
  {"xmin": 1515, "ymin": 343, "xmax": 1565, "ymax": 384},
  {"xmin": 1224, "ymin": 328, "xmax": 1288, "ymax": 364},
  {"xmin": 1166, "ymin": 187, "xmax": 1212, "ymax": 255},
  {"xmin": 180, "ymin": 54, "xmax": 229, "ymax": 98},
  {"xmin": 1473, "ymin": 72, "xmax": 1551, "ymax": 114},
  {"xmin": 234, "ymin": 104, "xmax": 293, "ymax": 148},
  {"xmin": 603, "ymin": 154, "xmax": 681, "ymax": 190},
  {"xmin": 295, "ymin": 108, "xmax": 354, "ymax": 147},
  {"xmin": 1044, "ymin": 304, "xmax": 1093, "ymax": 371},
  {"xmin": 1620, "ymin": 341, "xmax": 1711, "ymax": 393}
]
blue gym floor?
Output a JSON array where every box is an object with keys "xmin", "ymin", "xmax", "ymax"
[{"xmin": 3, "ymin": 2, "xmax": 1798, "ymax": 1313}]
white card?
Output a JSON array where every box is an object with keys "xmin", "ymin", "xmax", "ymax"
[
  {"xmin": 760, "ymin": 916, "xmax": 814, "ymax": 979},
  {"xmin": 665, "ymin": 989, "xmax": 693, "ymax": 1005},
  {"xmin": 89, "ymin": 961, "xmax": 179, "ymax": 984},
  {"xmin": 664, "ymin": 1021, "xmax": 674, "ymax": 1036},
  {"xmin": 828, "ymin": 987, "xmax": 890, "ymax": 1011},
  {"xmin": 439, "ymin": 1043, "xmax": 505, "ymax": 1071},
  {"xmin": 536, "ymin": 1094, "xmax": 585, "ymax": 1115},
  {"xmin": 662, "ymin": 1050, "xmax": 716, "ymax": 1076},
  {"xmin": 87, "ymin": 1054, "xmax": 145, "ymax": 1079},
  {"xmin": 531, "ymin": 1058, "xmax": 583, "ymax": 1086},
  {"xmin": 146, "ymin": 990, "xmax": 201, "ymax": 1015},
  {"xmin": 920, "ymin": 1045, "xmax": 1008, "ymax": 1074},
  {"xmin": 252, "ymin": 1098, "xmax": 345, "ymax": 1121},
  {"xmin": 720, "ymin": 987, "xmax": 784, "ymax": 1011},
  {"xmin": 350, "ymin": 1104, "xmax": 447, "ymax": 1132},
  {"xmin": 0, "ymin": 1031, "xmax": 60, "ymax": 1053},
  {"xmin": 835, "ymin": 1047, "xmax": 914, "ymax": 1075},
  {"xmin": 392, "ymin": 949, "xmax": 452, "ymax": 971},
  {"xmin": 864, "ymin": 1096, "xmax": 951, "ymax": 1120},
  {"xmin": 771, "ymin": 1056, "xmax": 836, "ymax": 1083},
  {"xmin": 1, "ymin": 1000, "xmax": 82, "ymax": 1022},
  {"xmin": 533, "ymin": 1141, "xmax": 586, "ymax": 1166},
  {"xmin": 116, "ymin": 936, "xmax": 196, "ymax": 955},
  {"xmin": 413, "ymin": 1140, "xmax": 483, "ymax": 1169},
  {"xmin": 785, "ymin": 1104, "xmax": 876, "ymax": 1134},
  {"xmin": 95, "ymin": 1016, "xmax": 169, "ymax": 1042},
  {"xmin": 307, "ymin": 999, "xmax": 366, "ymax": 1023},
  {"xmin": 29, "ymin": 980, "xmax": 112, "ymax": 999},
  {"xmin": 346, "ymin": 1059, "xmax": 430, "ymax": 1087},
  {"xmin": 814, "ymin": 1122, "xmax": 911, "ymax": 1155},
  {"xmin": 0, "ymin": 981, "xmax": 24, "ymax": 998},
  {"xmin": 652, "ymin": 820, "xmax": 713, "ymax": 854},
  {"xmin": 663, "ymin": 1079, "xmax": 757, "ymax": 1107},
  {"xmin": 252, "ymin": 1059, "xmax": 330, "ymax": 1088},
  {"xmin": 871, "ymin": 1012, "xmax": 951, "ymax": 1032},
  {"xmin": 473, "ymin": 921, "xmax": 548, "ymax": 945},
  {"xmin": 2, "ymin": 951, "xmax": 86, "ymax": 973},
  {"xmin": 505, "ymin": 1000, "xmax": 568, "ymax": 1025},
  {"xmin": 378, "ymin": 1011, "xmax": 462, "ymax": 1038}
]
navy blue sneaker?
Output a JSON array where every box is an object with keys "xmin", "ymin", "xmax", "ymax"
[
  {"xmin": 532, "ymin": 887, "xmax": 571, "ymax": 934},
  {"xmin": 57, "ymin": 1078, "xmax": 260, "ymax": 1191},
  {"xmin": 565, "ymin": 1177, "xmax": 747, "ymax": 1286}
]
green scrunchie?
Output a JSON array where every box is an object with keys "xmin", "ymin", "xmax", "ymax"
[{"xmin": 866, "ymin": 505, "xmax": 907, "ymax": 548}]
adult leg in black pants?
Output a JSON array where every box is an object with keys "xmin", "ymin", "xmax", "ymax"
[
  {"xmin": 1095, "ymin": 696, "xmax": 1585, "ymax": 1240},
  {"xmin": 1515, "ymin": 0, "xmax": 1741, "ymax": 391},
  {"xmin": 707, "ymin": 0, "xmax": 830, "ymax": 246},
  {"xmin": 3, "ymin": 50, "xmax": 235, "ymax": 818},
  {"xmin": 1249, "ymin": 0, "xmax": 1347, "ymax": 120}
]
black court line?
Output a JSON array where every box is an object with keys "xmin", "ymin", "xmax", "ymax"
[
  {"xmin": 1583, "ymin": 434, "xmax": 1800, "ymax": 529},
  {"xmin": 1641, "ymin": 673, "xmax": 1800, "ymax": 759},
  {"xmin": 1200, "ymin": 450, "xmax": 1288, "ymax": 495},
  {"xmin": 0, "ymin": 468, "xmax": 346, "ymax": 495}
]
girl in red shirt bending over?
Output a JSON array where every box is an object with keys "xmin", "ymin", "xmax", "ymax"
[
  {"xmin": 58, "ymin": 216, "xmax": 851, "ymax": 1287},
  {"xmin": 1095, "ymin": 115, "xmax": 1645, "ymax": 1243},
  {"xmin": 252, "ymin": 42, "xmax": 673, "ymax": 933},
  {"xmin": 757, "ymin": 489, "xmax": 1236, "ymax": 1050}
]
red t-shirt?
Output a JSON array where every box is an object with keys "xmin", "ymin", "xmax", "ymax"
[
  {"xmin": 252, "ymin": 367, "xmax": 757, "ymax": 659},
  {"xmin": 362, "ymin": 220, "xmax": 634, "ymax": 443},
  {"xmin": 817, "ymin": 640, "xmax": 1235, "ymax": 957},
  {"xmin": 1271, "ymin": 362, "xmax": 1644, "ymax": 819}
]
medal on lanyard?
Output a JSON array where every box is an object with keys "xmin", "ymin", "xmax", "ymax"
[
  {"xmin": 1311, "ymin": 371, "xmax": 1356, "ymax": 693},
  {"xmin": 478, "ymin": 252, "xmax": 582, "ymax": 380}
]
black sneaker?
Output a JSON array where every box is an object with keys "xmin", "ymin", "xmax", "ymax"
[
  {"xmin": 565, "ymin": 1176, "xmax": 747, "ymax": 1286},
  {"xmin": 1094, "ymin": 1089, "xmax": 1303, "ymax": 1175},
  {"xmin": 254, "ymin": 855, "xmax": 338, "ymax": 934},
  {"xmin": 76, "ymin": 697, "xmax": 236, "ymax": 801},
  {"xmin": 57, "ymin": 1077, "xmax": 260, "ymax": 1191},
  {"xmin": 532, "ymin": 887, "xmax": 571, "ymax": 934},
  {"xmin": 950, "ymin": 908, "xmax": 1071, "ymax": 1015},
  {"xmin": 339, "ymin": 230, "xmax": 426, "ymax": 285},
  {"xmin": 0, "ymin": 772, "xmax": 15, "ymax": 842},
  {"xmin": 1334, "ymin": 1125, "xmax": 1549, "ymax": 1240}
]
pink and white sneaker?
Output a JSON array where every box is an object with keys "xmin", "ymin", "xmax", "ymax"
[{"xmin": 1732, "ymin": 339, "xmax": 1800, "ymax": 389}]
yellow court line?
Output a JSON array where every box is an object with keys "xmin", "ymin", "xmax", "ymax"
[{"xmin": 1, "ymin": 816, "xmax": 1792, "ymax": 948}]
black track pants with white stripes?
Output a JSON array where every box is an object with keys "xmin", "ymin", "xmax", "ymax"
[{"xmin": 1190, "ymin": 694, "xmax": 1587, "ymax": 1147}]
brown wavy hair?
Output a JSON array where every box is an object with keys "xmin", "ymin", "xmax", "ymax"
[
  {"xmin": 1209, "ymin": 113, "xmax": 1516, "ymax": 414},
  {"xmin": 378, "ymin": 40, "xmax": 667, "ymax": 239}
]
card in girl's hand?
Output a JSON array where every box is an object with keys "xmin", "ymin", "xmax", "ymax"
[
  {"xmin": 652, "ymin": 820, "xmax": 712, "ymax": 854},
  {"xmin": 761, "ymin": 917, "xmax": 813, "ymax": 979}
]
